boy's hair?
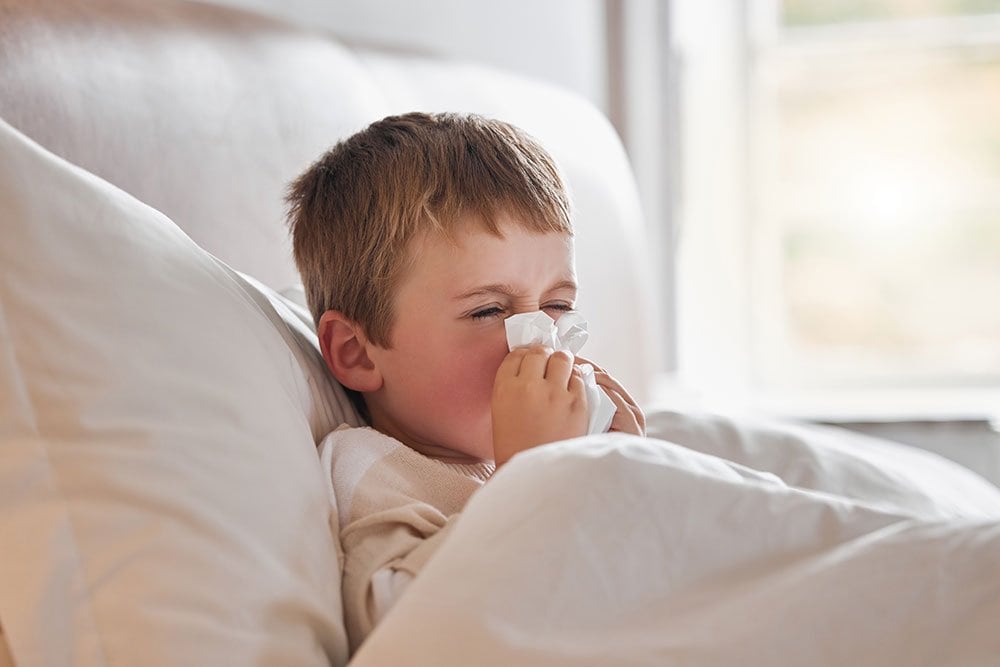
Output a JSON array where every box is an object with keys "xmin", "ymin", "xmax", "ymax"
[{"xmin": 286, "ymin": 112, "xmax": 572, "ymax": 348}]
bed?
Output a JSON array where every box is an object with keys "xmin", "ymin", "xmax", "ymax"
[{"xmin": 2, "ymin": 1, "xmax": 999, "ymax": 665}]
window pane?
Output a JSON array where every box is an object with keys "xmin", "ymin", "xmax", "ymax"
[
  {"xmin": 768, "ymin": 55, "xmax": 1000, "ymax": 387},
  {"xmin": 783, "ymin": 0, "xmax": 1000, "ymax": 26}
]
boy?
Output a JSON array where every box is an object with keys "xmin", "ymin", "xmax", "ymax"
[{"xmin": 286, "ymin": 112, "xmax": 644, "ymax": 652}]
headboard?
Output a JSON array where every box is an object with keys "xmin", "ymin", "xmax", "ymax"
[{"xmin": 0, "ymin": 0, "xmax": 658, "ymax": 400}]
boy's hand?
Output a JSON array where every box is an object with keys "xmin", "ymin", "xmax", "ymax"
[
  {"xmin": 492, "ymin": 345, "xmax": 589, "ymax": 467},
  {"xmin": 575, "ymin": 355, "xmax": 646, "ymax": 437}
]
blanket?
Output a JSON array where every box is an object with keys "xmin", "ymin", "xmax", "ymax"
[{"xmin": 349, "ymin": 433, "xmax": 1000, "ymax": 666}]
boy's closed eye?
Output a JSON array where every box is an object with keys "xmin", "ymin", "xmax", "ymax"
[{"xmin": 470, "ymin": 303, "xmax": 575, "ymax": 321}]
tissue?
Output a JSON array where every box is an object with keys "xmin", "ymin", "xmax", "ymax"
[{"xmin": 503, "ymin": 311, "xmax": 617, "ymax": 434}]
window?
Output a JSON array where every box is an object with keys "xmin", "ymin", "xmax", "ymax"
[{"xmin": 659, "ymin": 0, "xmax": 1000, "ymax": 416}]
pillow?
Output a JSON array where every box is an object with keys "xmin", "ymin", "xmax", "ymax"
[
  {"xmin": 279, "ymin": 284, "xmax": 310, "ymax": 312},
  {"xmin": 646, "ymin": 408, "xmax": 1000, "ymax": 519},
  {"xmin": 234, "ymin": 271, "xmax": 363, "ymax": 439},
  {"xmin": 0, "ymin": 118, "xmax": 353, "ymax": 665}
]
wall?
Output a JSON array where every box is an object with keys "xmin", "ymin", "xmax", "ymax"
[{"xmin": 201, "ymin": 0, "xmax": 609, "ymax": 112}]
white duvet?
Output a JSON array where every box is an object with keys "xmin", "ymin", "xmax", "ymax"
[{"xmin": 350, "ymin": 415, "xmax": 1000, "ymax": 666}]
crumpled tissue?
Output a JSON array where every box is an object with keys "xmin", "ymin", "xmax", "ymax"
[{"xmin": 504, "ymin": 311, "xmax": 617, "ymax": 434}]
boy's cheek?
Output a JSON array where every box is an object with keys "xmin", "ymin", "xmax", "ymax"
[
  {"xmin": 416, "ymin": 327, "xmax": 508, "ymax": 411},
  {"xmin": 447, "ymin": 344, "xmax": 508, "ymax": 398},
  {"xmin": 452, "ymin": 327, "xmax": 509, "ymax": 369}
]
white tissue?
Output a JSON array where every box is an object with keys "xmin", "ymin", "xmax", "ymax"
[{"xmin": 503, "ymin": 311, "xmax": 617, "ymax": 434}]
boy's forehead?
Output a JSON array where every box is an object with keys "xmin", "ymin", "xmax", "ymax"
[
  {"xmin": 451, "ymin": 278, "xmax": 578, "ymax": 302},
  {"xmin": 413, "ymin": 226, "xmax": 575, "ymax": 288}
]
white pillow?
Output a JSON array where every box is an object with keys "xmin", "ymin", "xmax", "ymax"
[
  {"xmin": 235, "ymin": 271, "xmax": 363, "ymax": 439},
  {"xmin": 278, "ymin": 284, "xmax": 310, "ymax": 312},
  {"xmin": 646, "ymin": 408, "xmax": 1000, "ymax": 519},
  {"xmin": 0, "ymin": 118, "xmax": 352, "ymax": 665}
]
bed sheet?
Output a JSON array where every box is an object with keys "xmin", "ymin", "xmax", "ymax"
[{"xmin": 350, "ymin": 434, "xmax": 1000, "ymax": 666}]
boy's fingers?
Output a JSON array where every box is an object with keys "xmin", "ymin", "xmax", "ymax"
[
  {"xmin": 632, "ymin": 396, "xmax": 646, "ymax": 430},
  {"xmin": 603, "ymin": 385, "xmax": 643, "ymax": 435},
  {"xmin": 568, "ymin": 369, "xmax": 588, "ymax": 405},
  {"xmin": 517, "ymin": 345, "xmax": 554, "ymax": 378},
  {"xmin": 574, "ymin": 355, "xmax": 604, "ymax": 374},
  {"xmin": 544, "ymin": 350, "xmax": 574, "ymax": 386},
  {"xmin": 589, "ymin": 367, "xmax": 639, "ymax": 409},
  {"xmin": 574, "ymin": 355, "xmax": 642, "ymax": 422},
  {"xmin": 496, "ymin": 346, "xmax": 530, "ymax": 379},
  {"xmin": 605, "ymin": 382, "xmax": 645, "ymax": 431}
]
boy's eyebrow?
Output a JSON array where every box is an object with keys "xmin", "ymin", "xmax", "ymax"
[{"xmin": 453, "ymin": 280, "xmax": 578, "ymax": 301}]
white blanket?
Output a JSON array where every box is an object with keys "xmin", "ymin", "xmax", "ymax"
[{"xmin": 349, "ymin": 430, "xmax": 1000, "ymax": 666}]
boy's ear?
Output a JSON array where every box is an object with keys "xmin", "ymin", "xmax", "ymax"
[{"xmin": 317, "ymin": 310, "xmax": 383, "ymax": 393}]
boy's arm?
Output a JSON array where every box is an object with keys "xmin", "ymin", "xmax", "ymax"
[{"xmin": 340, "ymin": 503, "xmax": 459, "ymax": 651}]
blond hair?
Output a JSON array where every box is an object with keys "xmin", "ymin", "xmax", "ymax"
[{"xmin": 286, "ymin": 112, "xmax": 572, "ymax": 348}]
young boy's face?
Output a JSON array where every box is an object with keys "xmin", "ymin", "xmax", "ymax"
[{"xmin": 364, "ymin": 212, "xmax": 577, "ymax": 463}]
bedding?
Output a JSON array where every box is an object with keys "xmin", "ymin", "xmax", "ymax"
[
  {"xmin": 350, "ymin": 434, "xmax": 1000, "ymax": 666},
  {"xmin": 0, "ymin": 117, "xmax": 352, "ymax": 664},
  {"xmin": 645, "ymin": 408, "xmax": 1000, "ymax": 520}
]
